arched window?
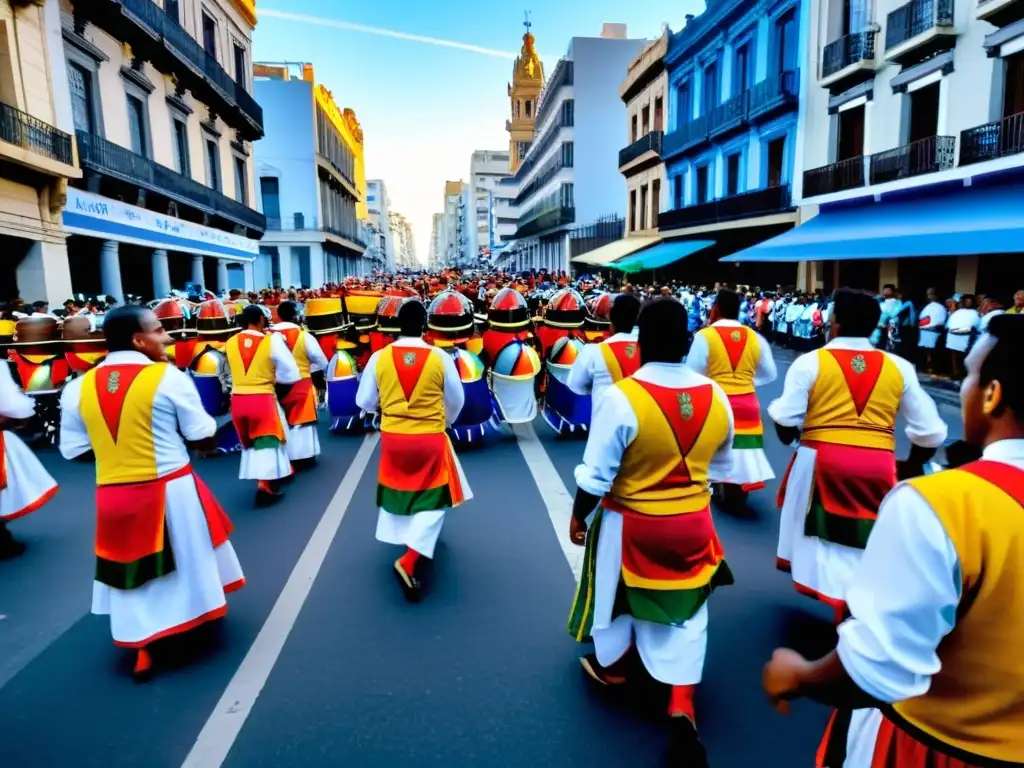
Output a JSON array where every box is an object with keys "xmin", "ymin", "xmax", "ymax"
[{"xmin": 525, "ymin": 100, "xmax": 532, "ymax": 118}]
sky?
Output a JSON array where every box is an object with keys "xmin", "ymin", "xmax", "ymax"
[{"xmin": 252, "ymin": 1, "xmax": 700, "ymax": 264}]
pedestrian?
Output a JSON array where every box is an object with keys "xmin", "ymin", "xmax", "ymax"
[
  {"xmin": 566, "ymin": 297, "xmax": 734, "ymax": 766},
  {"xmin": 763, "ymin": 313, "xmax": 1024, "ymax": 768},
  {"xmin": 769, "ymin": 288, "xmax": 947, "ymax": 622},
  {"xmin": 916, "ymin": 287, "xmax": 947, "ymax": 374},
  {"xmin": 945, "ymin": 294, "xmax": 979, "ymax": 380},
  {"xmin": 58, "ymin": 306, "xmax": 244, "ymax": 679}
]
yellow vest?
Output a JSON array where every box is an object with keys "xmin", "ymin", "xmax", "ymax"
[
  {"xmin": 803, "ymin": 347, "xmax": 903, "ymax": 450},
  {"xmin": 599, "ymin": 338, "xmax": 640, "ymax": 383},
  {"xmin": 226, "ymin": 332, "xmax": 276, "ymax": 395},
  {"xmin": 79, "ymin": 363, "xmax": 168, "ymax": 485},
  {"xmin": 697, "ymin": 325, "xmax": 760, "ymax": 395},
  {"xmin": 605, "ymin": 378, "xmax": 730, "ymax": 516},
  {"xmin": 375, "ymin": 344, "xmax": 447, "ymax": 435},
  {"xmin": 278, "ymin": 327, "xmax": 311, "ymax": 379},
  {"xmin": 894, "ymin": 463, "xmax": 1024, "ymax": 763}
]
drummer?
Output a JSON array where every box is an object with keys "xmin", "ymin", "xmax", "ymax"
[
  {"xmin": 273, "ymin": 301, "xmax": 328, "ymax": 470},
  {"xmin": 567, "ymin": 294, "xmax": 641, "ymax": 404}
]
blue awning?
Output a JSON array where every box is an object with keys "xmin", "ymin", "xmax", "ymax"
[
  {"xmin": 722, "ymin": 179, "xmax": 1024, "ymax": 263},
  {"xmin": 610, "ymin": 239, "xmax": 715, "ymax": 272}
]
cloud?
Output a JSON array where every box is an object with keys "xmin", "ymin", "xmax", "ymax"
[{"xmin": 259, "ymin": 9, "xmax": 519, "ymax": 59}]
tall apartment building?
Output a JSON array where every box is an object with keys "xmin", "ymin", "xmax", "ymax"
[
  {"xmin": 441, "ymin": 179, "xmax": 465, "ymax": 267},
  {"xmin": 507, "ymin": 21, "xmax": 544, "ymax": 174},
  {"xmin": 388, "ymin": 211, "xmax": 416, "ymax": 269},
  {"xmin": 467, "ymin": 149, "xmax": 511, "ymax": 264},
  {"xmin": 253, "ymin": 62, "xmax": 371, "ymax": 288},
  {"xmin": 428, "ymin": 212, "xmax": 444, "ymax": 271},
  {"xmin": 366, "ymin": 178, "xmax": 394, "ymax": 269},
  {"xmin": 0, "ymin": 0, "xmax": 81, "ymax": 306},
  {"xmin": 57, "ymin": 0, "xmax": 266, "ymax": 302}
]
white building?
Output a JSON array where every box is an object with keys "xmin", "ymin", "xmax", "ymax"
[
  {"xmin": 498, "ymin": 26, "xmax": 647, "ymax": 274},
  {"xmin": 442, "ymin": 180, "xmax": 466, "ymax": 267},
  {"xmin": 389, "ymin": 211, "xmax": 417, "ymax": 269},
  {"xmin": 428, "ymin": 212, "xmax": 444, "ymax": 271},
  {"xmin": 467, "ymin": 150, "xmax": 511, "ymax": 264},
  {"xmin": 366, "ymin": 178, "xmax": 395, "ymax": 269}
]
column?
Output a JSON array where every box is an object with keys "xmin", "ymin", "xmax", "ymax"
[
  {"xmin": 954, "ymin": 255, "xmax": 979, "ymax": 295},
  {"xmin": 243, "ymin": 261, "xmax": 255, "ymax": 292},
  {"xmin": 191, "ymin": 255, "xmax": 205, "ymax": 288},
  {"xmin": 151, "ymin": 249, "xmax": 171, "ymax": 300},
  {"xmin": 217, "ymin": 258, "xmax": 230, "ymax": 294},
  {"xmin": 100, "ymin": 240, "xmax": 124, "ymax": 305},
  {"xmin": 16, "ymin": 240, "xmax": 72, "ymax": 307}
]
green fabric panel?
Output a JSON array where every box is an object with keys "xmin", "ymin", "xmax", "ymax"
[
  {"xmin": 732, "ymin": 433, "xmax": 764, "ymax": 449},
  {"xmin": 376, "ymin": 484, "xmax": 454, "ymax": 516},
  {"xmin": 567, "ymin": 508, "xmax": 604, "ymax": 642},
  {"xmin": 253, "ymin": 435, "xmax": 282, "ymax": 449},
  {"xmin": 619, "ymin": 561, "xmax": 735, "ymax": 626},
  {"xmin": 94, "ymin": 528, "xmax": 176, "ymax": 590},
  {"xmin": 803, "ymin": 500, "xmax": 874, "ymax": 550}
]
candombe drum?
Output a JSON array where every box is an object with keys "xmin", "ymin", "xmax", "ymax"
[
  {"xmin": 190, "ymin": 299, "xmax": 240, "ymax": 453},
  {"xmin": 535, "ymin": 287, "xmax": 587, "ymax": 359},
  {"xmin": 542, "ymin": 336, "xmax": 591, "ymax": 437},
  {"xmin": 340, "ymin": 287, "xmax": 384, "ymax": 369},
  {"xmin": 489, "ymin": 339, "xmax": 541, "ymax": 426},
  {"xmin": 153, "ymin": 298, "xmax": 196, "ymax": 369},
  {"xmin": 9, "ymin": 316, "xmax": 68, "ymax": 443},
  {"xmin": 325, "ymin": 348, "xmax": 364, "ymax": 434},
  {"xmin": 424, "ymin": 290, "xmax": 476, "ymax": 349},
  {"xmin": 583, "ymin": 293, "xmax": 614, "ymax": 343},
  {"xmin": 481, "ymin": 287, "xmax": 533, "ymax": 367},
  {"xmin": 304, "ymin": 297, "xmax": 345, "ymax": 361},
  {"xmin": 446, "ymin": 346, "xmax": 501, "ymax": 446},
  {"xmin": 63, "ymin": 314, "xmax": 108, "ymax": 374},
  {"xmin": 368, "ymin": 295, "xmax": 403, "ymax": 354}
]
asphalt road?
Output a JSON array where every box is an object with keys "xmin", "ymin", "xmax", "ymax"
[{"xmin": 0, "ymin": 351, "xmax": 962, "ymax": 768}]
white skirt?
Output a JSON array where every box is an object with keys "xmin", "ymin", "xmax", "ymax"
[
  {"xmin": 590, "ymin": 510, "xmax": 708, "ymax": 686},
  {"xmin": 286, "ymin": 424, "xmax": 320, "ymax": 461},
  {"xmin": 945, "ymin": 331, "xmax": 972, "ymax": 353},
  {"xmin": 0, "ymin": 430, "xmax": 58, "ymax": 521},
  {"xmin": 91, "ymin": 473, "xmax": 245, "ymax": 646},
  {"xmin": 709, "ymin": 447, "xmax": 776, "ymax": 487},
  {"xmin": 917, "ymin": 329, "xmax": 942, "ymax": 349},
  {"xmin": 239, "ymin": 403, "xmax": 293, "ymax": 481}
]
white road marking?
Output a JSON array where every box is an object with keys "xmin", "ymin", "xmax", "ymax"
[
  {"xmin": 511, "ymin": 422, "xmax": 583, "ymax": 582},
  {"xmin": 181, "ymin": 433, "xmax": 379, "ymax": 768}
]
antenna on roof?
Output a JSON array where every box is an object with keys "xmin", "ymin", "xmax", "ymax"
[{"xmin": 524, "ymin": 10, "xmax": 532, "ymax": 31}]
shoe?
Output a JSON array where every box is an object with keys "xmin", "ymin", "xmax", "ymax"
[
  {"xmin": 293, "ymin": 457, "xmax": 317, "ymax": 472},
  {"xmin": 255, "ymin": 488, "xmax": 285, "ymax": 507},
  {"xmin": 393, "ymin": 559, "xmax": 422, "ymax": 603},
  {"xmin": 0, "ymin": 535, "xmax": 27, "ymax": 561},
  {"xmin": 132, "ymin": 648, "xmax": 155, "ymax": 683},
  {"xmin": 579, "ymin": 653, "xmax": 628, "ymax": 686},
  {"xmin": 665, "ymin": 716, "xmax": 708, "ymax": 767}
]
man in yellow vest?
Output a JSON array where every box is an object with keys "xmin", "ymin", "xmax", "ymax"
[
  {"xmin": 226, "ymin": 304, "xmax": 300, "ymax": 505},
  {"xmin": 567, "ymin": 298, "xmax": 734, "ymax": 765},
  {"xmin": 355, "ymin": 297, "xmax": 470, "ymax": 602},
  {"xmin": 769, "ymin": 288, "xmax": 947, "ymax": 622},
  {"xmin": 567, "ymin": 293, "xmax": 641, "ymax": 402},
  {"xmin": 272, "ymin": 300, "xmax": 328, "ymax": 470},
  {"xmin": 764, "ymin": 313, "xmax": 1024, "ymax": 767},
  {"xmin": 59, "ymin": 306, "xmax": 244, "ymax": 679},
  {"xmin": 687, "ymin": 288, "xmax": 777, "ymax": 507}
]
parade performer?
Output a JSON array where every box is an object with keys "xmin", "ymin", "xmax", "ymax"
[
  {"xmin": 273, "ymin": 301, "xmax": 328, "ymax": 469},
  {"xmin": 225, "ymin": 305, "xmax": 300, "ymax": 505},
  {"xmin": 764, "ymin": 313, "xmax": 1024, "ymax": 768},
  {"xmin": 567, "ymin": 293, "xmax": 641, "ymax": 404},
  {"xmin": 0, "ymin": 356, "xmax": 58, "ymax": 560},
  {"xmin": 769, "ymin": 289, "xmax": 947, "ymax": 621},
  {"xmin": 480, "ymin": 287, "xmax": 533, "ymax": 367},
  {"xmin": 567, "ymin": 298, "xmax": 733, "ymax": 765},
  {"xmin": 355, "ymin": 297, "xmax": 471, "ymax": 602},
  {"xmin": 687, "ymin": 289, "xmax": 777, "ymax": 505},
  {"xmin": 58, "ymin": 306, "xmax": 243, "ymax": 679},
  {"xmin": 190, "ymin": 299, "xmax": 240, "ymax": 454},
  {"xmin": 582, "ymin": 293, "xmax": 613, "ymax": 343}
]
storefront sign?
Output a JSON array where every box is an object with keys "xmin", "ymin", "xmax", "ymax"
[{"xmin": 62, "ymin": 189, "xmax": 258, "ymax": 262}]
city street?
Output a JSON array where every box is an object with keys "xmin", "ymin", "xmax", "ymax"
[{"xmin": 0, "ymin": 356, "xmax": 962, "ymax": 768}]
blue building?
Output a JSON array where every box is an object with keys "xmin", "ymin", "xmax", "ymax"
[{"xmin": 659, "ymin": 0, "xmax": 808, "ymax": 285}]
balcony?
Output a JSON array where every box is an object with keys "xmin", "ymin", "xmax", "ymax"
[
  {"xmin": 868, "ymin": 135, "xmax": 956, "ymax": 184},
  {"xmin": 77, "ymin": 0, "xmax": 263, "ymax": 139},
  {"xmin": 514, "ymin": 184, "xmax": 575, "ymax": 239},
  {"xmin": 976, "ymin": 0, "xmax": 1024, "ymax": 26},
  {"xmin": 0, "ymin": 99, "xmax": 78, "ymax": 177},
  {"xmin": 709, "ymin": 92, "xmax": 749, "ymax": 139},
  {"xmin": 803, "ymin": 156, "xmax": 866, "ymax": 197},
  {"xmin": 76, "ymin": 130, "xmax": 266, "ymax": 234},
  {"xmin": 618, "ymin": 130, "xmax": 664, "ymax": 173},
  {"xmin": 663, "ymin": 116, "xmax": 710, "ymax": 160},
  {"xmin": 659, "ymin": 185, "xmax": 793, "ymax": 231},
  {"xmin": 885, "ymin": 0, "xmax": 956, "ymax": 65},
  {"xmin": 820, "ymin": 31, "xmax": 878, "ymax": 90},
  {"xmin": 960, "ymin": 111, "xmax": 1024, "ymax": 164},
  {"xmin": 748, "ymin": 70, "xmax": 799, "ymax": 122}
]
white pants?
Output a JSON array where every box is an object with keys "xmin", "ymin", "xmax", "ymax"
[{"xmin": 376, "ymin": 510, "xmax": 446, "ymax": 559}]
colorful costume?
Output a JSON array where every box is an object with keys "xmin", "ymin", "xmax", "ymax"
[
  {"xmin": 567, "ymin": 326, "xmax": 639, "ymax": 405},
  {"xmin": 58, "ymin": 352, "xmax": 243, "ymax": 655},
  {"xmin": 0, "ymin": 359, "xmax": 58, "ymax": 525},
  {"xmin": 190, "ymin": 300, "xmax": 240, "ymax": 453},
  {"xmin": 480, "ymin": 287, "xmax": 533, "ymax": 367},
  {"xmin": 63, "ymin": 314, "xmax": 108, "ymax": 374},
  {"xmin": 544, "ymin": 337, "xmax": 592, "ymax": 435},
  {"xmin": 489, "ymin": 339, "xmax": 541, "ymax": 425},
  {"xmin": 569, "ymin": 363, "xmax": 734, "ymax": 713},
  {"xmin": 769, "ymin": 338, "xmax": 947, "ymax": 618},
  {"xmin": 688, "ymin": 320, "xmax": 777, "ymax": 492},
  {"xmin": 816, "ymin": 441, "xmax": 1024, "ymax": 767},
  {"xmin": 8, "ymin": 316, "xmax": 68, "ymax": 443},
  {"xmin": 273, "ymin": 321, "xmax": 329, "ymax": 462},
  {"xmin": 153, "ymin": 299, "xmax": 197, "ymax": 370},
  {"xmin": 355, "ymin": 336, "xmax": 472, "ymax": 560},
  {"xmin": 582, "ymin": 293, "xmax": 613, "ymax": 343}
]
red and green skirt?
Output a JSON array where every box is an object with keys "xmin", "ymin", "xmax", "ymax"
[
  {"xmin": 230, "ymin": 392, "xmax": 287, "ymax": 449},
  {"xmin": 376, "ymin": 431, "xmax": 466, "ymax": 515},
  {"xmin": 728, "ymin": 392, "xmax": 764, "ymax": 450}
]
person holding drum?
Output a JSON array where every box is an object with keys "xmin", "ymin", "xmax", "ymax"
[{"xmin": 273, "ymin": 301, "xmax": 328, "ymax": 470}]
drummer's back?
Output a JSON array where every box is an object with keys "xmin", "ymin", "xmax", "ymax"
[{"xmin": 374, "ymin": 340, "xmax": 447, "ymax": 435}]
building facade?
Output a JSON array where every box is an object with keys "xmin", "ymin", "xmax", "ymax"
[
  {"xmin": 499, "ymin": 26, "xmax": 646, "ymax": 274},
  {"xmin": 253, "ymin": 62, "xmax": 371, "ymax": 288},
  {"xmin": 507, "ymin": 22, "xmax": 544, "ymax": 174},
  {"xmin": 441, "ymin": 179, "xmax": 465, "ymax": 267},
  {"xmin": 0, "ymin": 0, "xmax": 81, "ymax": 307},
  {"xmin": 466, "ymin": 149, "xmax": 510, "ymax": 264},
  {"xmin": 427, "ymin": 212, "xmax": 443, "ymax": 271},
  {"xmin": 366, "ymin": 178, "xmax": 393, "ymax": 269},
  {"xmin": 388, "ymin": 210, "xmax": 416, "ymax": 269}
]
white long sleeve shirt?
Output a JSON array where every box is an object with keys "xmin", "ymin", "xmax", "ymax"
[
  {"xmin": 566, "ymin": 329, "xmax": 638, "ymax": 403},
  {"xmin": 271, "ymin": 322, "xmax": 330, "ymax": 374},
  {"xmin": 236, "ymin": 329, "xmax": 301, "ymax": 385},
  {"xmin": 686, "ymin": 319, "xmax": 778, "ymax": 387},
  {"xmin": 355, "ymin": 337, "xmax": 465, "ymax": 426},
  {"xmin": 0, "ymin": 359, "xmax": 35, "ymax": 420},
  {"xmin": 767, "ymin": 337, "xmax": 948, "ymax": 449}
]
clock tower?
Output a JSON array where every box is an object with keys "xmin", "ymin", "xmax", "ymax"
[{"xmin": 506, "ymin": 13, "xmax": 545, "ymax": 174}]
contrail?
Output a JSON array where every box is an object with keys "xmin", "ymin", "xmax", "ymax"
[{"xmin": 260, "ymin": 9, "xmax": 518, "ymax": 59}]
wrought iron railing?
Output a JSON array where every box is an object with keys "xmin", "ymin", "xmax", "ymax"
[
  {"xmin": 0, "ymin": 100, "xmax": 74, "ymax": 165},
  {"xmin": 76, "ymin": 130, "xmax": 266, "ymax": 231},
  {"xmin": 659, "ymin": 185, "xmax": 791, "ymax": 230},
  {"xmin": 709, "ymin": 91, "xmax": 749, "ymax": 136},
  {"xmin": 515, "ymin": 143, "xmax": 573, "ymax": 206},
  {"xmin": 663, "ymin": 115, "xmax": 710, "ymax": 158},
  {"xmin": 885, "ymin": 0, "xmax": 954, "ymax": 49},
  {"xmin": 822, "ymin": 31, "xmax": 877, "ymax": 78},
  {"xmin": 868, "ymin": 135, "xmax": 956, "ymax": 184},
  {"xmin": 514, "ymin": 184, "xmax": 575, "ymax": 238},
  {"xmin": 748, "ymin": 70, "xmax": 799, "ymax": 118},
  {"xmin": 569, "ymin": 216, "xmax": 625, "ymax": 258},
  {"xmin": 959, "ymin": 111, "xmax": 1024, "ymax": 165},
  {"xmin": 618, "ymin": 131, "xmax": 664, "ymax": 168},
  {"xmin": 803, "ymin": 156, "xmax": 866, "ymax": 197}
]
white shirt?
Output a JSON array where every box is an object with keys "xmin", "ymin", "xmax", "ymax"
[
  {"xmin": 567, "ymin": 329, "xmax": 638, "ymax": 403},
  {"xmin": 837, "ymin": 439, "xmax": 1024, "ymax": 703},
  {"xmin": 59, "ymin": 351, "xmax": 216, "ymax": 475},
  {"xmin": 574, "ymin": 362, "xmax": 734, "ymax": 497},
  {"xmin": 271, "ymin": 322, "xmax": 329, "ymax": 373},
  {"xmin": 979, "ymin": 308, "xmax": 1005, "ymax": 333},
  {"xmin": 0, "ymin": 359, "xmax": 35, "ymax": 420},
  {"xmin": 686, "ymin": 319, "xmax": 777, "ymax": 388},
  {"xmin": 918, "ymin": 301, "xmax": 948, "ymax": 332},
  {"xmin": 767, "ymin": 337, "xmax": 948, "ymax": 449},
  {"xmin": 785, "ymin": 303, "xmax": 804, "ymax": 323},
  {"xmin": 237, "ymin": 329, "xmax": 301, "ymax": 385},
  {"xmin": 947, "ymin": 308, "xmax": 980, "ymax": 334},
  {"xmin": 355, "ymin": 337, "xmax": 465, "ymax": 426}
]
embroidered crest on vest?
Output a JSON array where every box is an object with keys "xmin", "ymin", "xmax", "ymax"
[
  {"xmin": 851, "ymin": 354, "xmax": 867, "ymax": 374},
  {"xmin": 625, "ymin": 343, "xmax": 636, "ymax": 359},
  {"xmin": 678, "ymin": 392, "xmax": 694, "ymax": 420},
  {"xmin": 243, "ymin": 337, "xmax": 254, "ymax": 349},
  {"xmin": 106, "ymin": 370, "xmax": 120, "ymax": 394},
  {"xmin": 403, "ymin": 351, "xmax": 417, "ymax": 367},
  {"xmin": 730, "ymin": 330, "xmax": 741, "ymax": 342}
]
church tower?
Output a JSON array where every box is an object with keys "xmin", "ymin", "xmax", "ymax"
[{"xmin": 506, "ymin": 14, "xmax": 544, "ymax": 174}]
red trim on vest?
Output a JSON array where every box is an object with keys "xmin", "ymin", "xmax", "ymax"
[
  {"xmin": 959, "ymin": 460, "xmax": 1024, "ymax": 507},
  {"xmin": 713, "ymin": 326, "xmax": 750, "ymax": 371},
  {"xmin": 827, "ymin": 349, "xmax": 885, "ymax": 417},
  {"xmin": 94, "ymin": 365, "xmax": 148, "ymax": 443},
  {"xmin": 391, "ymin": 346, "xmax": 431, "ymax": 401}
]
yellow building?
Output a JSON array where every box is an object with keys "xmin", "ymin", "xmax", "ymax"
[{"xmin": 506, "ymin": 21, "xmax": 544, "ymax": 174}]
